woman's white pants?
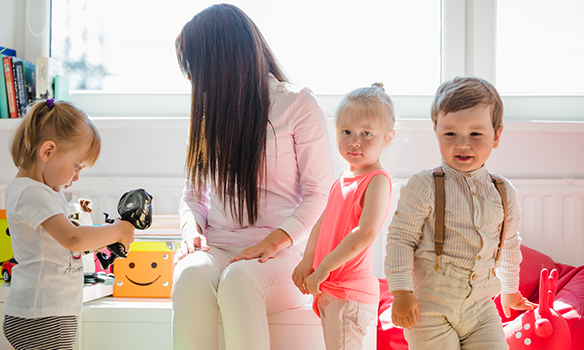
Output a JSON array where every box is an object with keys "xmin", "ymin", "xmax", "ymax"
[{"xmin": 171, "ymin": 246, "xmax": 308, "ymax": 350}]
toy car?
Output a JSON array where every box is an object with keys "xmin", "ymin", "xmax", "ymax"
[{"xmin": 2, "ymin": 258, "xmax": 18, "ymax": 282}]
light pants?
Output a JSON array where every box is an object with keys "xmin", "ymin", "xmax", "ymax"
[
  {"xmin": 171, "ymin": 246, "xmax": 307, "ymax": 350},
  {"xmin": 404, "ymin": 258, "xmax": 508, "ymax": 350},
  {"xmin": 316, "ymin": 294, "xmax": 377, "ymax": 350}
]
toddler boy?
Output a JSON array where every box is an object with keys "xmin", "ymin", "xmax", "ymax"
[{"xmin": 385, "ymin": 76, "xmax": 536, "ymax": 349}]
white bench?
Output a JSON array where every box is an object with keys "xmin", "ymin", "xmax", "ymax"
[{"xmin": 80, "ymin": 297, "xmax": 377, "ymax": 350}]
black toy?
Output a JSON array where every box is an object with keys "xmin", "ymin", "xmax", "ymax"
[
  {"xmin": 97, "ymin": 188, "xmax": 153, "ymax": 269},
  {"xmin": 84, "ymin": 271, "xmax": 115, "ymax": 286}
]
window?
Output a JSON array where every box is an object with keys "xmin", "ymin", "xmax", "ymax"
[
  {"xmin": 50, "ymin": 0, "xmax": 440, "ymax": 95},
  {"xmin": 496, "ymin": 0, "xmax": 584, "ymax": 94},
  {"xmin": 45, "ymin": 0, "xmax": 583, "ymax": 120}
]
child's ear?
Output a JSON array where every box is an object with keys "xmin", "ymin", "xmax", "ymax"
[
  {"xmin": 493, "ymin": 126, "xmax": 503, "ymax": 149},
  {"xmin": 38, "ymin": 140, "xmax": 57, "ymax": 162},
  {"xmin": 385, "ymin": 129, "xmax": 396, "ymax": 146}
]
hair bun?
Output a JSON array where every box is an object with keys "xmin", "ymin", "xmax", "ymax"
[{"xmin": 371, "ymin": 82, "xmax": 385, "ymax": 92}]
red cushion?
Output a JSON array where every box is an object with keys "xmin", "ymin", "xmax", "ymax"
[
  {"xmin": 554, "ymin": 266, "xmax": 584, "ymax": 349},
  {"xmin": 377, "ymin": 278, "xmax": 408, "ymax": 350},
  {"xmin": 516, "ymin": 245, "xmax": 559, "ymax": 300},
  {"xmin": 378, "ymin": 245, "xmax": 584, "ymax": 350}
]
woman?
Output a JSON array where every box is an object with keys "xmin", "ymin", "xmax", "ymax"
[{"xmin": 171, "ymin": 4, "xmax": 335, "ymax": 350}]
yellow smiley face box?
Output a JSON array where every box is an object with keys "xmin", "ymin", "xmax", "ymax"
[
  {"xmin": 0, "ymin": 210, "xmax": 13, "ymax": 263},
  {"xmin": 113, "ymin": 241, "xmax": 175, "ymax": 298}
]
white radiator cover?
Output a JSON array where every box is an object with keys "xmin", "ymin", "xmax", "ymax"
[{"xmin": 513, "ymin": 178, "xmax": 584, "ymax": 268}]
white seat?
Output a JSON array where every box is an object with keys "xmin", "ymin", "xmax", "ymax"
[{"xmin": 81, "ymin": 297, "xmax": 377, "ymax": 350}]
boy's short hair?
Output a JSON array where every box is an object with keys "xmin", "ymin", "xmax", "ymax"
[{"xmin": 430, "ymin": 76, "xmax": 503, "ymax": 130}]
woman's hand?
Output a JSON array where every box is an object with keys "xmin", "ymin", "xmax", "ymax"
[
  {"xmin": 174, "ymin": 225, "xmax": 209, "ymax": 264},
  {"xmin": 228, "ymin": 228, "xmax": 292, "ymax": 265},
  {"xmin": 292, "ymin": 259, "xmax": 314, "ymax": 294}
]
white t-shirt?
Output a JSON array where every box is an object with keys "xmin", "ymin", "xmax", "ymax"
[{"xmin": 4, "ymin": 177, "xmax": 83, "ymax": 318}]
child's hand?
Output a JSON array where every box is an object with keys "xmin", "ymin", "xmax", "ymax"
[
  {"xmin": 391, "ymin": 290, "xmax": 419, "ymax": 329},
  {"xmin": 501, "ymin": 292, "xmax": 537, "ymax": 318},
  {"xmin": 113, "ymin": 218, "xmax": 135, "ymax": 251},
  {"xmin": 292, "ymin": 259, "xmax": 314, "ymax": 294},
  {"xmin": 305, "ymin": 267, "xmax": 329, "ymax": 296}
]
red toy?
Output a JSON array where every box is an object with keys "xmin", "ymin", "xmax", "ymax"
[
  {"xmin": 1, "ymin": 257, "xmax": 17, "ymax": 282},
  {"xmin": 504, "ymin": 268, "xmax": 571, "ymax": 349}
]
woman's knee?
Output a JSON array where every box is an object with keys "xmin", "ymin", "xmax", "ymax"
[
  {"xmin": 172, "ymin": 255, "xmax": 220, "ymax": 301},
  {"xmin": 217, "ymin": 262, "xmax": 260, "ymax": 303},
  {"xmin": 219, "ymin": 262, "xmax": 257, "ymax": 289}
]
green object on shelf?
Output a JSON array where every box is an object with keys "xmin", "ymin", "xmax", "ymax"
[{"xmin": 54, "ymin": 74, "xmax": 70, "ymax": 101}]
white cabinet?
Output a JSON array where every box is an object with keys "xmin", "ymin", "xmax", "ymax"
[{"xmin": 81, "ymin": 297, "xmax": 377, "ymax": 350}]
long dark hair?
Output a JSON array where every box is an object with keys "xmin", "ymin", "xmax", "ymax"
[{"xmin": 176, "ymin": 4, "xmax": 288, "ymax": 226}]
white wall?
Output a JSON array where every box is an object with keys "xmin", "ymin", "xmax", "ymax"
[
  {"xmin": 2, "ymin": 116, "xmax": 584, "ymax": 185},
  {"xmin": 4, "ymin": 116, "xmax": 584, "ymax": 181},
  {"xmin": 0, "ymin": 0, "xmax": 18, "ymax": 53},
  {"xmin": 0, "ymin": 0, "xmax": 49, "ymax": 61}
]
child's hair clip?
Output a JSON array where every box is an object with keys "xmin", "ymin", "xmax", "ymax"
[{"xmin": 46, "ymin": 98, "xmax": 55, "ymax": 109}]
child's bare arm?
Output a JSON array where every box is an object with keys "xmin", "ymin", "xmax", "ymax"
[
  {"xmin": 292, "ymin": 212, "xmax": 324, "ymax": 294},
  {"xmin": 42, "ymin": 213, "xmax": 135, "ymax": 252},
  {"xmin": 307, "ymin": 175, "xmax": 391, "ymax": 294},
  {"xmin": 391, "ymin": 290, "xmax": 419, "ymax": 329}
]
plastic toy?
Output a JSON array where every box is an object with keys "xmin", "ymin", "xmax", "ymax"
[
  {"xmin": 84, "ymin": 271, "xmax": 115, "ymax": 286},
  {"xmin": 0, "ymin": 210, "xmax": 13, "ymax": 263},
  {"xmin": 113, "ymin": 241, "xmax": 174, "ymax": 298},
  {"xmin": 97, "ymin": 188, "xmax": 153, "ymax": 269},
  {"xmin": 2, "ymin": 257, "xmax": 17, "ymax": 282},
  {"xmin": 504, "ymin": 268, "xmax": 571, "ymax": 349}
]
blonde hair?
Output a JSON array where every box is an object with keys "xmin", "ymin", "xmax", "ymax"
[
  {"xmin": 335, "ymin": 83, "xmax": 396, "ymax": 135},
  {"xmin": 430, "ymin": 76, "xmax": 503, "ymax": 130},
  {"xmin": 10, "ymin": 100, "xmax": 101, "ymax": 174}
]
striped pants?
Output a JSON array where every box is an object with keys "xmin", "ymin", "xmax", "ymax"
[{"xmin": 3, "ymin": 315, "xmax": 78, "ymax": 350}]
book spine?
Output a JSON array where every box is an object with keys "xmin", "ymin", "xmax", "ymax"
[
  {"xmin": 36, "ymin": 57, "xmax": 52, "ymax": 99},
  {"xmin": 23, "ymin": 60, "xmax": 36, "ymax": 106},
  {"xmin": 13, "ymin": 60, "xmax": 27, "ymax": 118},
  {"xmin": 2, "ymin": 56, "xmax": 18, "ymax": 119},
  {"xmin": 0, "ymin": 55, "xmax": 9, "ymax": 118}
]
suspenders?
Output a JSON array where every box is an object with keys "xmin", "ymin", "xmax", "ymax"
[{"xmin": 432, "ymin": 166, "xmax": 508, "ymax": 271}]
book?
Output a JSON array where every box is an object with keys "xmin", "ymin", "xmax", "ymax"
[
  {"xmin": 36, "ymin": 57, "xmax": 62, "ymax": 99},
  {"xmin": 0, "ymin": 47, "xmax": 16, "ymax": 57},
  {"xmin": 22, "ymin": 59, "xmax": 36, "ymax": 108},
  {"xmin": 2, "ymin": 56, "xmax": 18, "ymax": 118},
  {"xmin": 12, "ymin": 59, "xmax": 27, "ymax": 118},
  {"xmin": 0, "ymin": 54, "xmax": 9, "ymax": 118},
  {"xmin": 54, "ymin": 75, "xmax": 70, "ymax": 101}
]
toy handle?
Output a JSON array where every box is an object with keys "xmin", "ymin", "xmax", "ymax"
[
  {"xmin": 98, "ymin": 188, "xmax": 153, "ymax": 269},
  {"xmin": 539, "ymin": 268, "xmax": 550, "ymax": 313}
]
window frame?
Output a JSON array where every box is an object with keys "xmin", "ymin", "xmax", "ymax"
[{"xmin": 22, "ymin": 0, "xmax": 584, "ymax": 122}]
